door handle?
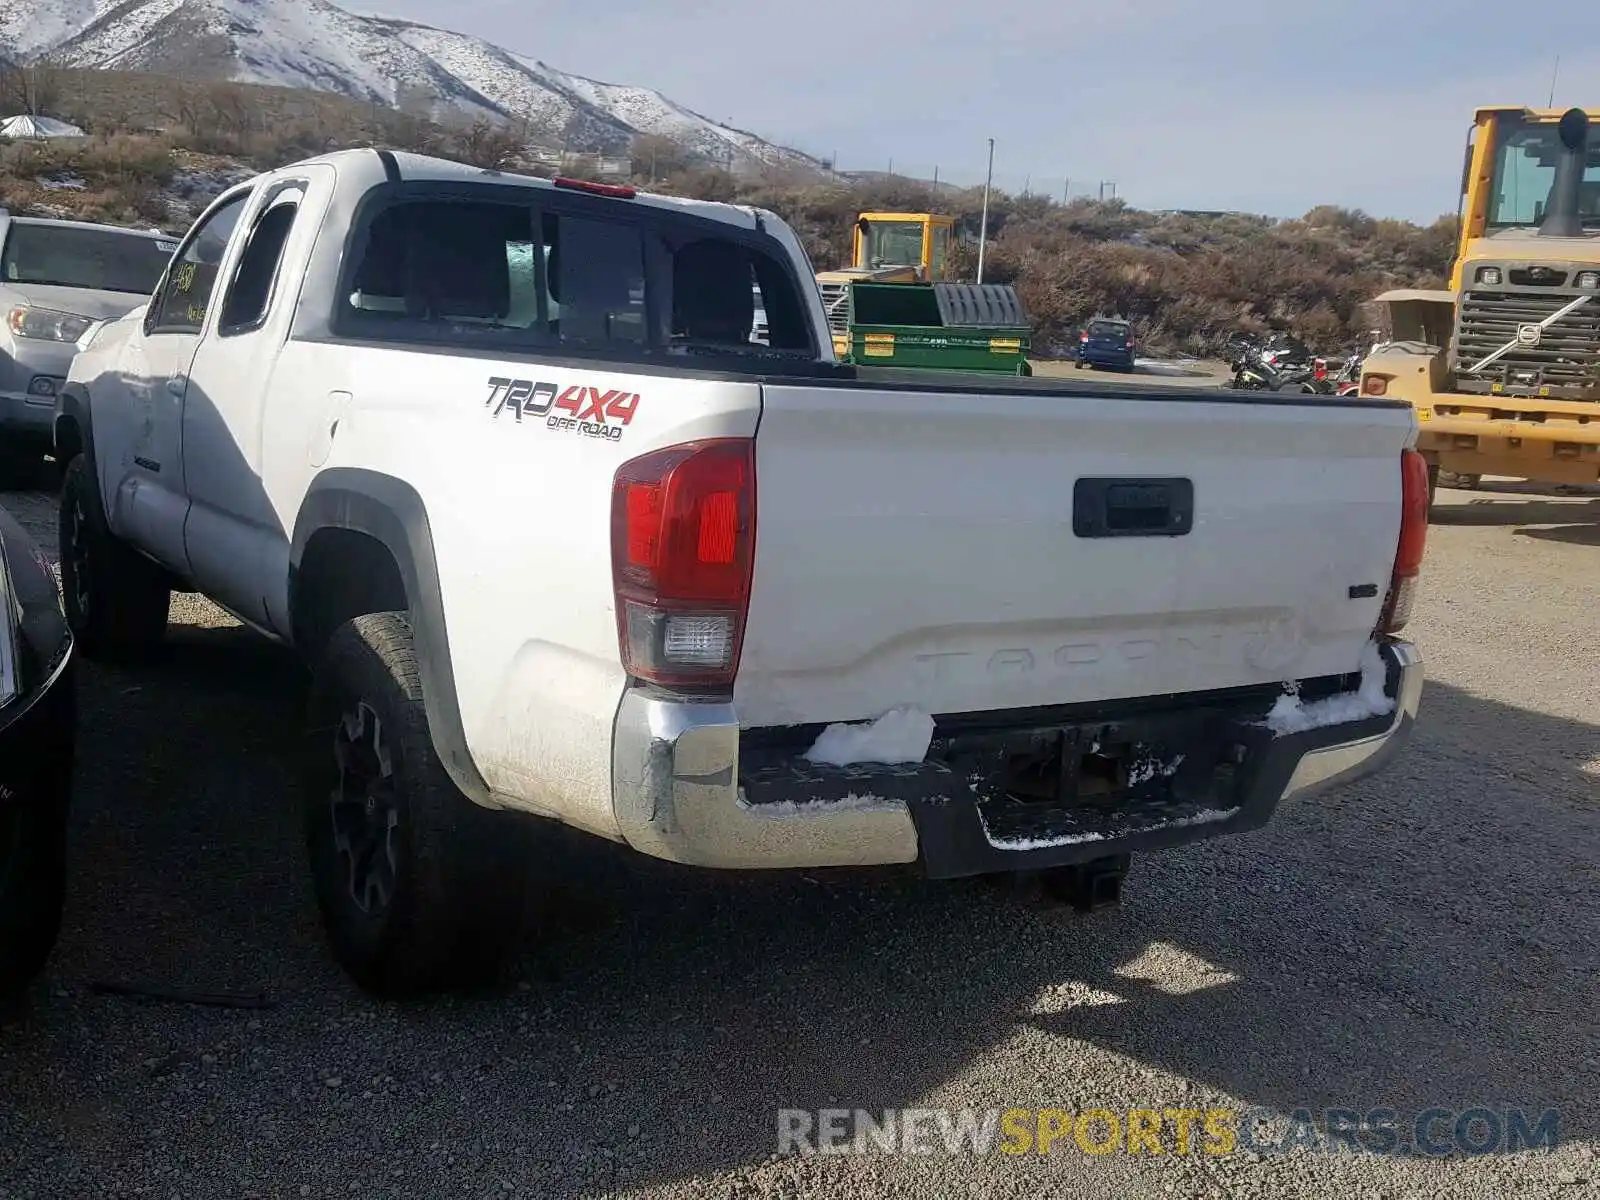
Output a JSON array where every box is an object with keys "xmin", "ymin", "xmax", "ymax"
[
  {"xmin": 1072, "ymin": 477, "xmax": 1195, "ymax": 538},
  {"xmin": 165, "ymin": 375, "xmax": 187, "ymax": 397}
]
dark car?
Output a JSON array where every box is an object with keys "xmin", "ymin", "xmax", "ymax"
[
  {"xmin": 0, "ymin": 505, "xmax": 76, "ymax": 1002},
  {"xmin": 1075, "ymin": 317, "xmax": 1137, "ymax": 372}
]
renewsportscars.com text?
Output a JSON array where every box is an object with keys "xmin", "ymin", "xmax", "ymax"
[{"xmin": 777, "ymin": 1106, "xmax": 1561, "ymax": 1157}]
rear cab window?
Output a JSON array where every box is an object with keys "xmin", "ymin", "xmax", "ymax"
[
  {"xmin": 1088, "ymin": 320, "xmax": 1128, "ymax": 338},
  {"xmin": 332, "ymin": 181, "xmax": 822, "ymax": 371}
]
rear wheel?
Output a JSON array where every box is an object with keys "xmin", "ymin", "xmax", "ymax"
[
  {"xmin": 58, "ymin": 455, "xmax": 170, "ymax": 661},
  {"xmin": 303, "ymin": 612, "xmax": 533, "ymax": 996}
]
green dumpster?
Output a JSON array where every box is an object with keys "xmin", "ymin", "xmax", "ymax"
[{"xmin": 842, "ymin": 282, "xmax": 1033, "ymax": 375}]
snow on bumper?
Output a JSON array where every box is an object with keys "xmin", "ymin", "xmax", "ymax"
[{"xmin": 609, "ymin": 639, "xmax": 1423, "ymax": 873}]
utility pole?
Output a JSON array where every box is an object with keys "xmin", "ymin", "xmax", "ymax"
[
  {"xmin": 932, "ymin": 164, "xmax": 939, "ymax": 190},
  {"xmin": 887, "ymin": 157, "xmax": 893, "ymax": 175},
  {"xmin": 1063, "ymin": 178, "xmax": 1069, "ymax": 203},
  {"xmin": 977, "ymin": 137, "xmax": 995, "ymax": 284}
]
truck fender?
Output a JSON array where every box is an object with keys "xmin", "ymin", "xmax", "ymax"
[
  {"xmin": 53, "ymin": 382, "xmax": 96, "ymax": 481},
  {"xmin": 289, "ymin": 467, "xmax": 493, "ymax": 807}
]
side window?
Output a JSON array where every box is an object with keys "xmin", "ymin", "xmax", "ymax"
[
  {"xmin": 671, "ymin": 235, "xmax": 813, "ymax": 354},
  {"xmin": 341, "ymin": 199, "xmax": 537, "ymax": 338},
  {"xmin": 149, "ymin": 192, "xmax": 249, "ymax": 333},
  {"xmin": 542, "ymin": 211, "xmax": 647, "ymax": 347},
  {"xmin": 218, "ymin": 186, "xmax": 304, "ymax": 335}
]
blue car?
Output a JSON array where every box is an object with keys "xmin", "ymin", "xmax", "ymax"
[{"xmin": 1076, "ymin": 318, "xmax": 1137, "ymax": 372}]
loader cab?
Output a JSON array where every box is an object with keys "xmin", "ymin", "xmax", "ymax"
[
  {"xmin": 851, "ymin": 212, "xmax": 956, "ymax": 281},
  {"xmin": 1450, "ymin": 105, "xmax": 1600, "ymax": 290}
]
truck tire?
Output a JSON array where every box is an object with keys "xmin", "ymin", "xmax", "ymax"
[
  {"xmin": 57, "ymin": 455, "xmax": 171, "ymax": 661},
  {"xmin": 302, "ymin": 612, "xmax": 531, "ymax": 997},
  {"xmin": 0, "ymin": 793, "xmax": 69, "ymax": 1001}
]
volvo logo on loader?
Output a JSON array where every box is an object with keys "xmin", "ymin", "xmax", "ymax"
[{"xmin": 1516, "ymin": 323, "xmax": 1542, "ymax": 347}]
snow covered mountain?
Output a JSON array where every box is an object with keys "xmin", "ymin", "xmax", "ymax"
[
  {"xmin": 0, "ymin": 0, "xmax": 110, "ymax": 57},
  {"xmin": 0, "ymin": 0, "xmax": 826, "ymax": 173}
]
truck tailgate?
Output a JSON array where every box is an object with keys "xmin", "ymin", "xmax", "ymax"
[{"xmin": 735, "ymin": 383, "xmax": 1416, "ymax": 728}]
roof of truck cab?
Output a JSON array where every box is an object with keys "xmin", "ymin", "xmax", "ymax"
[{"xmin": 278, "ymin": 147, "xmax": 764, "ymax": 231}]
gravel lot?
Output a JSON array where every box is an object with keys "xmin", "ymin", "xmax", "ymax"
[{"xmin": 1, "ymin": 478, "xmax": 1597, "ymax": 1200}]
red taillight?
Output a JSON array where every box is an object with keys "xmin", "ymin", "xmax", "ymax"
[
  {"xmin": 1377, "ymin": 449, "xmax": 1430, "ymax": 634},
  {"xmin": 553, "ymin": 177, "xmax": 638, "ymax": 199},
  {"xmin": 1314, "ymin": 358, "xmax": 1327, "ymax": 380},
  {"xmin": 1080, "ymin": 332, "xmax": 1089, "ymax": 342},
  {"xmin": 611, "ymin": 439, "xmax": 755, "ymax": 687}
]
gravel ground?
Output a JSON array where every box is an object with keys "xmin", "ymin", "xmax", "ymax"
[{"xmin": 1, "ymin": 478, "xmax": 1597, "ymax": 1200}]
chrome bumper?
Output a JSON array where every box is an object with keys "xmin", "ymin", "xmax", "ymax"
[
  {"xmin": 1280, "ymin": 639, "xmax": 1424, "ymax": 801},
  {"xmin": 610, "ymin": 639, "xmax": 1423, "ymax": 871}
]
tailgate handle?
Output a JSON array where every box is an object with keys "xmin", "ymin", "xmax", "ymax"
[{"xmin": 1073, "ymin": 477, "xmax": 1194, "ymax": 538}]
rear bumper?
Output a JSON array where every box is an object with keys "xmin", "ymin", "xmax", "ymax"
[
  {"xmin": 1417, "ymin": 419, "xmax": 1600, "ymax": 486},
  {"xmin": 610, "ymin": 639, "xmax": 1423, "ymax": 873},
  {"xmin": 1078, "ymin": 350, "xmax": 1135, "ymax": 370}
]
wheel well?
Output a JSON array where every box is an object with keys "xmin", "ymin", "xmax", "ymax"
[{"xmin": 292, "ymin": 528, "xmax": 408, "ymax": 659}]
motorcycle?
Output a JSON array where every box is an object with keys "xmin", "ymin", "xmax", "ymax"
[{"xmin": 1230, "ymin": 345, "xmax": 1327, "ymax": 393}]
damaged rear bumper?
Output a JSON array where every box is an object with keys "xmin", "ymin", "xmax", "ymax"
[{"xmin": 610, "ymin": 638, "xmax": 1422, "ymax": 874}]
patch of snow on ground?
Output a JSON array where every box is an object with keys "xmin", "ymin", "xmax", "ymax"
[
  {"xmin": 802, "ymin": 706, "xmax": 935, "ymax": 767},
  {"xmin": 1134, "ymin": 358, "xmax": 1207, "ymax": 376},
  {"xmin": 1264, "ymin": 640, "xmax": 1394, "ymax": 735}
]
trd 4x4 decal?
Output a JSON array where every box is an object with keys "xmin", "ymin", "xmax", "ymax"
[{"xmin": 485, "ymin": 377, "xmax": 640, "ymax": 443}]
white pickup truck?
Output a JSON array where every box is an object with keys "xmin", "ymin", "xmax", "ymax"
[{"xmin": 54, "ymin": 149, "xmax": 1428, "ymax": 996}]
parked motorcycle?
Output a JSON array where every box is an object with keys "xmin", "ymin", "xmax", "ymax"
[{"xmin": 1230, "ymin": 345, "xmax": 1326, "ymax": 393}]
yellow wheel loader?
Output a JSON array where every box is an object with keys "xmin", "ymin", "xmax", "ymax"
[
  {"xmin": 1361, "ymin": 105, "xmax": 1600, "ymax": 504},
  {"xmin": 815, "ymin": 213, "xmax": 957, "ymax": 356}
]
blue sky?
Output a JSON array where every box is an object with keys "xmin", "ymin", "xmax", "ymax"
[{"xmin": 360, "ymin": 0, "xmax": 1600, "ymax": 223}]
